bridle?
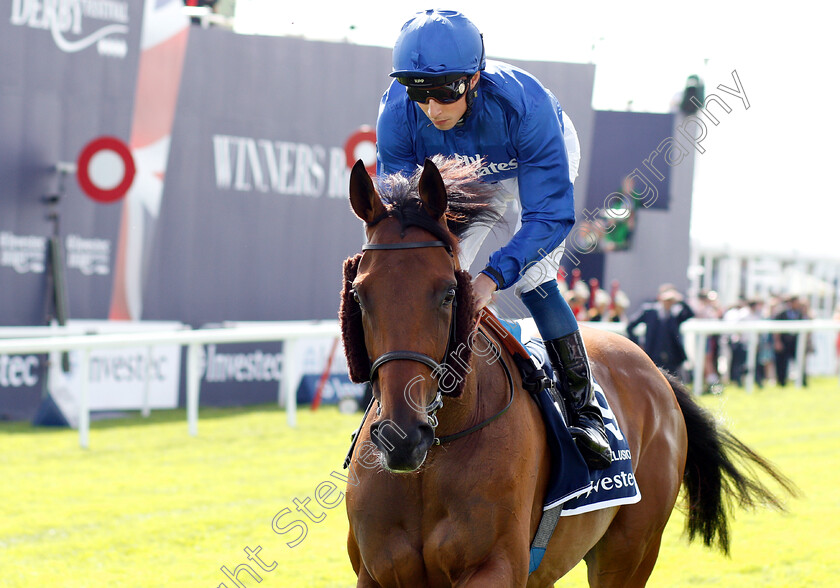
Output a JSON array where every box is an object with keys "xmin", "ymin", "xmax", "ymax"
[
  {"xmin": 360, "ymin": 239, "xmax": 456, "ymax": 429},
  {"xmin": 357, "ymin": 238, "xmax": 514, "ymax": 446}
]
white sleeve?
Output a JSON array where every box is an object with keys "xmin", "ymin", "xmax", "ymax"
[{"xmin": 561, "ymin": 111, "xmax": 581, "ymax": 185}]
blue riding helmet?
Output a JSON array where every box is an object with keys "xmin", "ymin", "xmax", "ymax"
[{"xmin": 391, "ymin": 9, "xmax": 485, "ymax": 81}]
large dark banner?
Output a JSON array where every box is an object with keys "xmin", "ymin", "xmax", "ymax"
[
  {"xmin": 577, "ymin": 110, "xmax": 696, "ymax": 311},
  {"xmin": 141, "ymin": 32, "xmax": 393, "ymax": 324},
  {"xmin": 586, "ymin": 110, "xmax": 674, "ymax": 214},
  {"xmin": 571, "ymin": 110, "xmax": 677, "ymax": 294},
  {"xmin": 1, "ymin": 0, "xmax": 145, "ymax": 326}
]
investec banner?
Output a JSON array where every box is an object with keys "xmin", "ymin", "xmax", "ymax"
[
  {"xmin": 195, "ymin": 330, "xmax": 364, "ymax": 407},
  {"xmin": 0, "ymin": 352, "xmax": 42, "ymax": 421},
  {"xmin": 0, "ymin": 232, "xmax": 111, "ymax": 277},
  {"xmin": 293, "ymin": 336, "xmax": 365, "ymax": 405},
  {"xmin": 46, "ymin": 321, "xmax": 183, "ymax": 427},
  {"xmin": 195, "ymin": 341, "xmax": 284, "ymax": 407}
]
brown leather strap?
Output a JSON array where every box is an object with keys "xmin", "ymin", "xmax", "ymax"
[{"xmin": 476, "ymin": 307, "xmax": 533, "ymax": 362}]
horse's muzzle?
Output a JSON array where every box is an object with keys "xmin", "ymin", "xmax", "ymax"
[{"xmin": 369, "ymin": 419, "xmax": 435, "ymax": 473}]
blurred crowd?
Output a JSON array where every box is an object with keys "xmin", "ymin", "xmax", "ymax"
[
  {"xmin": 558, "ymin": 268, "xmax": 838, "ymax": 393},
  {"xmin": 689, "ymin": 290, "xmax": 819, "ymax": 393},
  {"xmin": 558, "ymin": 270, "xmax": 631, "ymax": 324}
]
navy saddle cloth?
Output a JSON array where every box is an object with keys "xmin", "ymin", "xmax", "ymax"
[{"xmin": 522, "ymin": 338, "xmax": 641, "ymax": 513}]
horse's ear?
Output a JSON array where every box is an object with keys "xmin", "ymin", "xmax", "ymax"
[
  {"xmin": 349, "ymin": 159, "xmax": 385, "ymax": 223},
  {"xmin": 418, "ymin": 158, "xmax": 447, "ymax": 220}
]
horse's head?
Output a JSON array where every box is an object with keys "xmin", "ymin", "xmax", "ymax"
[{"xmin": 341, "ymin": 157, "xmax": 495, "ymax": 472}]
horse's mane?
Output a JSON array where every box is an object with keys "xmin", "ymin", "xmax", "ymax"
[{"xmin": 373, "ymin": 155, "xmax": 504, "ymax": 253}]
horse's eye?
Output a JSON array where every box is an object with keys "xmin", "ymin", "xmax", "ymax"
[
  {"xmin": 352, "ymin": 288, "xmax": 362, "ymax": 305},
  {"xmin": 442, "ymin": 287, "xmax": 456, "ymax": 306}
]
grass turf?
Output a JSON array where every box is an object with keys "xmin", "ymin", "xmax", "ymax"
[{"xmin": 1, "ymin": 378, "xmax": 838, "ymax": 587}]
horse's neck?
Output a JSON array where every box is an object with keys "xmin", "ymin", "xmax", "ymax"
[{"xmin": 438, "ymin": 326, "xmax": 513, "ymax": 434}]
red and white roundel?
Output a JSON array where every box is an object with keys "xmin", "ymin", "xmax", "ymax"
[
  {"xmin": 76, "ymin": 136, "xmax": 136, "ymax": 203},
  {"xmin": 344, "ymin": 126, "xmax": 377, "ymax": 175}
]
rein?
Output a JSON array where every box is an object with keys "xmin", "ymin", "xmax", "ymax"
[
  {"xmin": 357, "ymin": 238, "xmax": 515, "ymax": 446},
  {"xmin": 434, "ymin": 323, "xmax": 515, "ymax": 445}
]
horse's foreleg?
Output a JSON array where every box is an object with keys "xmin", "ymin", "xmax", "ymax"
[
  {"xmin": 355, "ymin": 566, "xmax": 382, "ymax": 588},
  {"xmin": 348, "ymin": 529, "xmax": 381, "ymax": 587},
  {"xmin": 456, "ymin": 557, "xmax": 526, "ymax": 588},
  {"xmin": 584, "ymin": 530, "xmax": 663, "ymax": 588}
]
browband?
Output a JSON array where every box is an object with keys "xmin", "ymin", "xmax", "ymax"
[{"xmin": 362, "ymin": 241, "xmax": 451, "ymax": 251}]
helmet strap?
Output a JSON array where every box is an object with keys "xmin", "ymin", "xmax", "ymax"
[{"xmin": 456, "ymin": 75, "xmax": 479, "ymax": 127}]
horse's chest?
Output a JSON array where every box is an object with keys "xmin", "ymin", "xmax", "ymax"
[{"xmin": 356, "ymin": 494, "xmax": 504, "ymax": 585}]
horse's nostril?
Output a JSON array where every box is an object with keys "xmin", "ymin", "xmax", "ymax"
[
  {"xmin": 369, "ymin": 419, "xmax": 409, "ymax": 453},
  {"xmin": 368, "ymin": 418, "xmax": 435, "ymax": 472},
  {"xmin": 417, "ymin": 423, "xmax": 435, "ymax": 444}
]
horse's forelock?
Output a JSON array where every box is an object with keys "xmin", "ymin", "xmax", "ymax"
[
  {"xmin": 344, "ymin": 157, "xmax": 495, "ymax": 394},
  {"xmin": 372, "ymin": 156, "xmax": 503, "ymax": 246}
]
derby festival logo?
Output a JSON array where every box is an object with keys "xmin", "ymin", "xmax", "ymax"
[{"xmin": 10, "ymin": 0, "xmax": 131, "ymax": 58}]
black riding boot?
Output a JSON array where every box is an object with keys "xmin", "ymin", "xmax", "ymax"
[{"xmin": 544, "ymin": 331, "xmax": 612, "ymax": 470}]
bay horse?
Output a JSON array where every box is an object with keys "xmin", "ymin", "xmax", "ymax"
[{"xmin": 340, "ymin": 156, "xmax": 795, "ymax": 587}]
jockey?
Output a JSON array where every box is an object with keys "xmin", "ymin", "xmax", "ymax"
[{"xmin": 376, "ymin": 9, "xmax": 611, "ymax": 470}]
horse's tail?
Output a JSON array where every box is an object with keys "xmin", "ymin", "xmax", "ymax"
[{"xmin": 662, "ymin": 370, "xmax": 799, "ymax": 555}]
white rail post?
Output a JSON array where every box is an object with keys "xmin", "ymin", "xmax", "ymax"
[
  {"xmin": 693, "ymin": 332, "xmax": 706, "ymax": 395},
  {"xmin": 281, "ymin": 337, "xmax": 298, "ymax": 428},
  {"xmin": 745, "ymin": 331, "xmax": 759, "ymax": 393},
  {"xmin": 141, "ymin": 345, "xmax": 152, "ymax": 418},
  {"xmin": 795, "ymin": 330, "xmax": 808, "ymax": 389},
  {"xmin": 187, "ymin": 343, "xmax": 201, "ymax": 436},
  {"xmin": 79, "ymin": 347, "xmax": 91, "ymax": 449}
]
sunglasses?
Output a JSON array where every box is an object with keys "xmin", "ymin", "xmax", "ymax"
[{"xmin": 401, "ymin": 76, "xmax": 470, "ymax": 104}]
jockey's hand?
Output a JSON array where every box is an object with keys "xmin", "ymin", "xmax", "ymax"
[{"xmin": 471, "ymin": 273, "xmax": 498, "ymax": 314}]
